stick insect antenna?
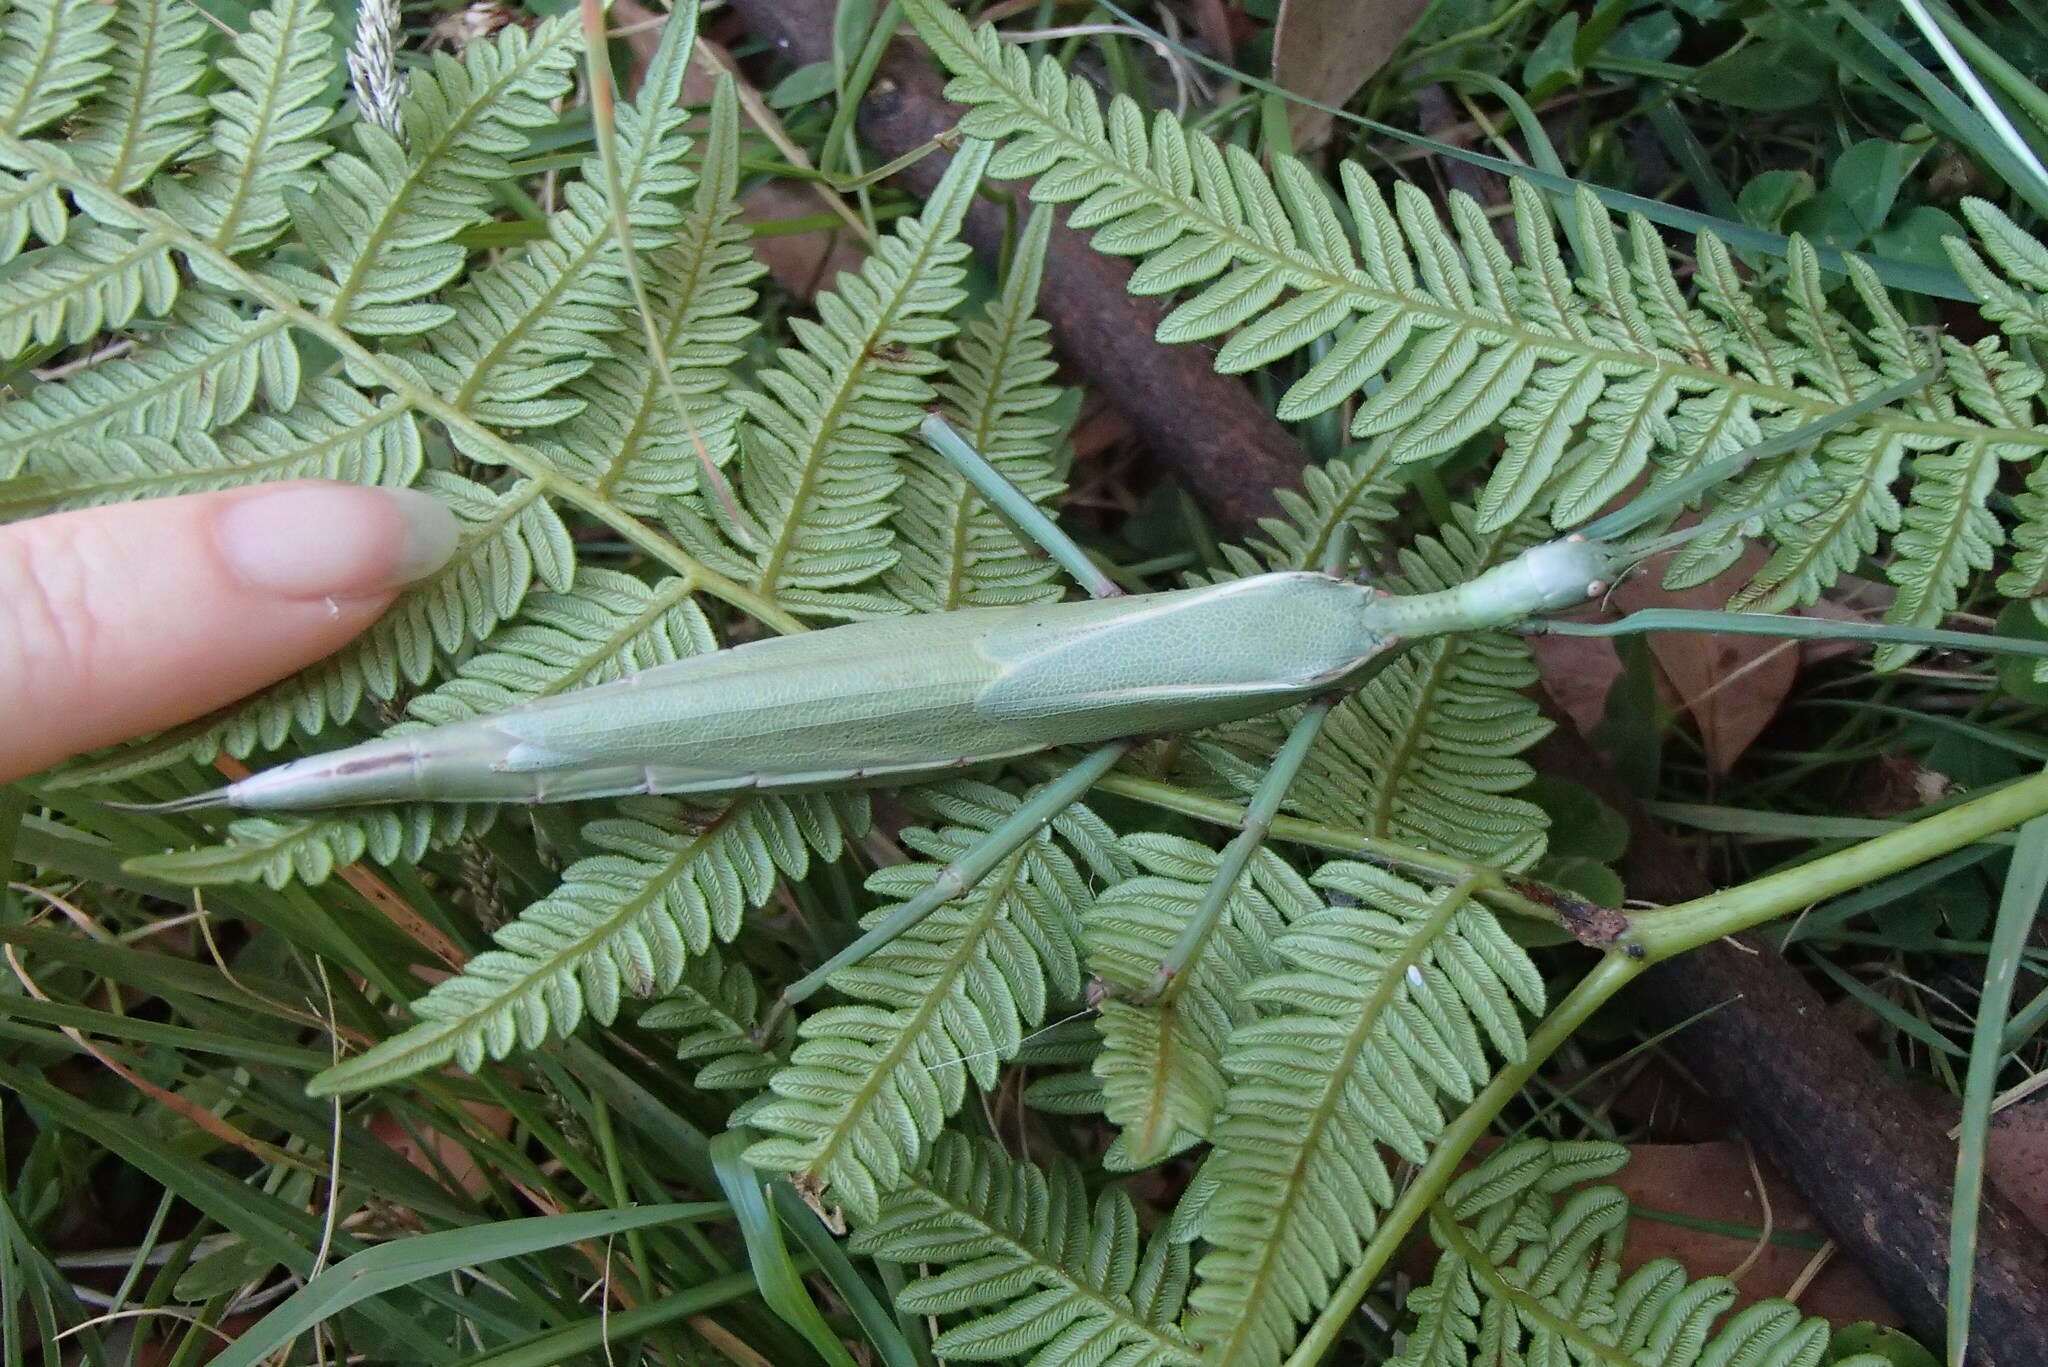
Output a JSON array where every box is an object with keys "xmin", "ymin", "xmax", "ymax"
[{"xmin": 1574, "ymin": 363, "xmax": 1941, "ymax": 544}]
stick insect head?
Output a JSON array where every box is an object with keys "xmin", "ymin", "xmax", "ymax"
[{"xmin": 1509, "ymin": 534, "xmax": 1632, "ymax": 614}]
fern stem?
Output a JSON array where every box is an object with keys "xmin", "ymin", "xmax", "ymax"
[
  {"xmin": 1285, "ymin": 765, "xmax": 2048, "ymax": 1364},
  {"xmin": 1066, "ymin": 766, "xmax": 1563, "ymax": 927},
  {"xmin": 0, "ymin": 131, "xmax": 809, "ymax": 638}
]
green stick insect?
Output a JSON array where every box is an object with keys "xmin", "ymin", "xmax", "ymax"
[{"xmin": 127, "ymin": 364, "xmax": 2048, "ymax": 1039}]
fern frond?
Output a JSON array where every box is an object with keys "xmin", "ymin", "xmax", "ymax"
[
  {"xmin": 668, "ymin": 138, "xmax": 993, "ymax": 619},
  {"xmin": 402, "ymin": 20, "xmax": 695, "ymax": 431},
  {"xmin": 127, "ymin": 568, "xmax": 715, "ymax": 886},
  {"xmin": 69, "ymin": 0, "xmax": 208, "ymax": 194},
  {"xmin": 1085, "ymin": 834, "xmax": 1318, "ymax": 1170},
  {"xmin": 1189, "ymin": 863, "xmax": 1544, "ymax": 1367},
  {"xmin": 850, "ymin": 1135, "xmax": 1198, "ymax": 1367},
  {"xmin": 1216, "ymin": 440, "xmax": 1403, "ymax": 580},
  {"xmin": 641, "ymin": 944, "xmax": 783, "ymax": 1092},
  {"xmin": 1865, "ymin": 335, "xmax": 2037, "ymax": 668},
  {"xmin": 533, "ymin": 75, "xmax": 761, "ymax": 514},
  {"xmin": 154, "ymin": 0, "xmax": 336, "ymax": 254},
  {"xmin": 902, "ymin": 0, "xmax": 2048, "ymax": 632},
  {"xmin": 9, "ymin": 378, "xmax": 416, "ymax": 514},
  {"xmin": 2004, "ymin": 455, "xmax": 2048, "ymax": 602},
  {"xmin": 1396, "ymin": 1139, "xmax": 1886, "ymax": 1367},
  {"xmin": 287, "ymin": 15, "xmax": 580, "ymax": 335},
  {"xmin": 1389, "ymin": 1138, "xmax": 1630, "ymax": 1367},
  {"xmin": 0, "ymin": 0, "xmax": 114, "ymax": 139},
  {"xmin": 744, "ymin": 779, "xmax": 1129, "ymax": 1219},
  {"xmin": 1952, "ymin": 197, "xmax": 2048, "ymax": 338},
  {"xmin": 0, "ymin": 301, "xmax": 295, "ymax": 464},
  {"xmin": 887, "ymin": 201, "xmax": 1071, "ymax": 611},
  {"xmin": 309, "ymin": 790, "xmax": 869, "ymax": 1094}
]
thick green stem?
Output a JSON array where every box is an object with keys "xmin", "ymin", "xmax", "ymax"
[
  {"xmin": 1627, "ymin": 767, "xmax": 2048, "ymax": 961},
  {"xmin": 1286, "ymin": 766, "xmax": 2048, "ymax": 1365}
]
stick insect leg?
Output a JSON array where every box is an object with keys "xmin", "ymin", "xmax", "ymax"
[
  {"xmin": 761, "ymin": 739, "xmax": 1136, "ymax": 1040},
  {"xmin": 919, "ymin": 413, "xmax": 1123, "ymax": 600},
  {"xmin": 1145, "ymin": 697, "xmax": 1336, "ymax": 1000}
]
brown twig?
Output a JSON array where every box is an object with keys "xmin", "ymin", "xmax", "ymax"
[{"xmin": 723, "ymin": 0, "xmax": 1305, "ymax": 538}]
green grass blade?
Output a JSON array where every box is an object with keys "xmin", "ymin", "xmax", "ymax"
[
  {"xmin": 448, "ymin": 1271, "xmax": 776, "ymax": 1367},
  {"xmin": 1535, "ymin": 609, "xmax": 2048, "ymax": 664},
  {"xmin": 0, "ymin": 996, "xmax": 330, "ymax": 1067},
  {"xmin": 711, "ymin": 1130, "xmax": 863, "ymax": 1367},
  {"xmin": 1817, "ymin": 0, "xmax": 2048, "ymax": 220},
  {"xmin": 1947, "ymin": 805, "xmax": 2048, "ymax": 1365},
  {"xmin": 205, "ymin": 1203, "xmax": 729, "ymax": 1367},
  {"xmin": 1896, "ymin": 0, "xmax": 2048, "ymax": 215},
  {"xmin": 0, "ymin": 1061, "xmax": 532, "ymax": 1348},
  {"xmin": 771, "ymin": 1182, "xmax": 926, "ymax": 1367}
]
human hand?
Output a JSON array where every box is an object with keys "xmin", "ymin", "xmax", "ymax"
[{"xmin": 0, "ymin": 482, "xmax": 458, "ymax": 783}]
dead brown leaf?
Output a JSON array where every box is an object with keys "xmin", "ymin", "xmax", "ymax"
[
  {"xmin": 1272, "ymin": 0, "xmax": 1434, "ymax": 149},
  {"xmin": 1613, "ymin": 1141, "xmax": 1901, "ymax": 1325},
  {"xmin": 1530, "ymin": 629, "xmax": 1624, "ymax": 738},
  {"xmin": 744, "ymin": 181, "xmax": 869, "ymax": 298},
  {"xmin": 1984, "ymin": 1093, "xmax": 2048, "ymax": 1238},
  {"xmin": 1615, "ymin": 539, "xmax": 1797, "ymax": 773},
  {"xmin": 1185, "ymin": 0, "xmax": 1235, "ymax": 65}
]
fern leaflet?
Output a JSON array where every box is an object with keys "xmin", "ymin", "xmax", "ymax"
[
  {"xmin": 887, "ymin": 201, "xmax": 1071, "ymax": 612},
  {"xmin": 309, "ymin": 790, "xmax": 868, "ymax": 1094},
  {"xmin": 667, "ymin": 138, "xmax": 994, "ymax": 618},
  {"xmin": 850, "ymin": 1135, "xmax": 1198, "ymax": 1367},
  {"xmin": 286, "ymin": 15, "xmax": 579, "ymax": 335},
  {"xmin": 1189, "ymin": 863, "xmax": 1544, "ymax": 1367},
  {"xmin": 155, "ymin": 0, "xmax": 336, "ymax": 253},
  {"xmin": 69, "ymin": 0, "xmax": 208, "ymax": 194},
  {"xmin": 1397, "ymin": 1139, "xmax": 1889, "ymax": 1367},
  {"xmin": 641, "ymin": 945, "xmax": 785, "ymax": 1094},
  {"xmin": 745, "ymin": 780, "xmax": 1129, "ymax": 1218},
  {"xmin": 534, "ymin": 75, "xmax": 762, "ymax": 516},
  {"xmin": 1085, "ymin": 834, "xmax": 1319, "ymax": 1170}
]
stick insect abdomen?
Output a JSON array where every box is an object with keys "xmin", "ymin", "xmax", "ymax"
[{"xmin": 178, "ymin": 573, "xmax": 1395, "ymax": 812}]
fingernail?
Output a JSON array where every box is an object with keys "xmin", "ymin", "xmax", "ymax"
[{"xmin": 214, "ymin": 484, "xmax": 459, "ymax": 599}]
